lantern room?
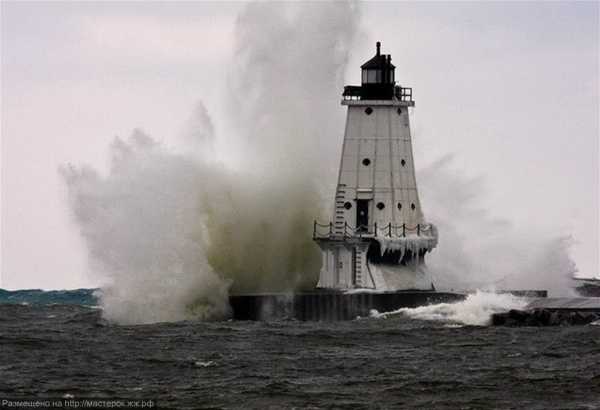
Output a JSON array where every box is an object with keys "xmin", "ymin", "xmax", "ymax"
[
  {"xmin": 361, "ymin": 42, "xmax": 395, "ymax": 85},
  {"xmin": 342, "ymin": 42, "xmax": 401, "ymax": 101}
]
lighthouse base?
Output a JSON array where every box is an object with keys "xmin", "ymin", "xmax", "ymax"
[
  {"xmin": 367, "ymin": 263, "xmax": 435, "ymax": 291},
  {"xmin": 315, "ymin": 237, "xmax": 437, "ymax": 291}
]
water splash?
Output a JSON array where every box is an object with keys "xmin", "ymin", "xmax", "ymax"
[
  {"xmin": 60, "ymin": 131, "xmax": 231, "ymax": 324},
  {"xmin": 60, "ymin": 2, "xmax": 360, "ymax": 324},
  {"xmin": 370, "ymin": 291, "xmax": 528, "ymax": 326},
  {"xmin": 418, "ymin": 155, "xmax": 577, "ymax": 296}
]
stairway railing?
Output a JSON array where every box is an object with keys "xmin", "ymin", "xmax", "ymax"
[{"xmin": 313, "ymin": 220, "xmax": 435, "ymax": 240}]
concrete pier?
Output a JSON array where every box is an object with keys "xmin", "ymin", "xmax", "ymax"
[
  {"xmin": 492, "ymin": 297, "xmax": 600, "ymax": 326},
  {"xmin": 229, "ymin": 291, "xmax": 466, "ymax": 321},
  {"xmin": 526, "ymin": 297, "xmax": 600, "ymax": 312}
]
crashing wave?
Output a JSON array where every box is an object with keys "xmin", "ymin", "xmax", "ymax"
[{"xmin": 370, "ymin": 290, "xmax": 527, "ymax": 326}]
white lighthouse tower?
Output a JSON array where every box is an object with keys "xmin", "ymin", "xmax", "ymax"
[{"xmin": 313, "ymin": 42, "xmax": 438, "ymax": 291}]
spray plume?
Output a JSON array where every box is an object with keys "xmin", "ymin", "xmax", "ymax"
[
  {"xmin": 419, "ymin": 154, "xmax": 577, "ymax": 296},
  {"xmin": 61, "ymin": 2, "xmax": 361, "ymax": 324},
  {"xmin": 60, "ymin": 130, "xmax": 231, "ymax": 323}
]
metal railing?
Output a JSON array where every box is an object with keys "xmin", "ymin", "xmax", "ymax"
[
  {"xmin": 395, "ymin": 86, "xmax": 413, "ymax": 102},
  {"xmin": 313, "ymin": 221, "xmax": 434, "ymax": 240},
  {"xmin": 342, "ymin": 85, "xmax": 362, "ymax": 100},
  {"xmin": 340, "ymin": 85, "xmax": 414, "ymax": 102}
]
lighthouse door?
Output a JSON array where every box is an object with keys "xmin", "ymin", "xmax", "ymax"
[{"xmin": 356, "ymin": 200, "xmax": 369, "ymax": 233}]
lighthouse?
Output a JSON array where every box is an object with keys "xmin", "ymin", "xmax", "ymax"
[
  {"xmin": 313, "ymin": 42, "xmax": 438, "ymax": 291},
  {"xmin": 227, "ymin": 42, "xmax": 546, "ymax": 320}
]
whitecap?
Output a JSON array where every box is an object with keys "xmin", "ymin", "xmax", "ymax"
[{"xmin": 194, "ymin": 361, "xmax": 216, "ymax": 368}]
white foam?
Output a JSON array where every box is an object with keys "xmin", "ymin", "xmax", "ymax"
[
  {"xmin": 194, "ymin": 361, "xmax": 216, "ymax": 368},
  {"xmin": 344, "ymin": 288, "xmax": 384, "ymax": 295},
  {"xmin": 371, "ymin": 290, "xmax": 527, "ymax": 326}
]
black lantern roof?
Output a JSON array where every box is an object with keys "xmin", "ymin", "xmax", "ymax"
[
  {"xmin": 342, "ymin": 41, "xmax": 413, "ymax": 103},
  {"xmin": 361, "ymin": 42, "xmax": 395, "ymax": 70}
]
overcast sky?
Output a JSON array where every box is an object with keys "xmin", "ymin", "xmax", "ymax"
[{"xmin": 2, "ymin": 1, "xmax": 598, "ymax": 289}]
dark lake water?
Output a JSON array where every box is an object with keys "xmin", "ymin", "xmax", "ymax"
[{"xmin": 1, "ymin": 292, "xmax": 600, "ymax": 409}]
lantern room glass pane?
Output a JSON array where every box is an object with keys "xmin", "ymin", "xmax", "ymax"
[
  {"xmin": 375, "ymin": 69, "xmax": 381, "ymax": 82},
  {"xmin": 367, "ymin": 70, "xmax": 377, "ymax": 83}
]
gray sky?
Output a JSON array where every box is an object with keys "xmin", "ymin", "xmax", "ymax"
[{"xmin": 2, "ymin": 1, "xmax": 598, "ymax": 289}]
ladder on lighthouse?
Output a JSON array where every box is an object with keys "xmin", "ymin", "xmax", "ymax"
[
  {"xmin": 352, "ymin": 247, "xmax": 363, "ymax": 287},
  {"xmin": 333, "ymin": 184, "xmax": 347, "ymax": 236}
]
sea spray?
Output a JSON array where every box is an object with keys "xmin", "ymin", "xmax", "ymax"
[
  {"xmin": 195, "ymin": 1, "xmax": 361, "ymax": 293},
  {"xmin": 370, "ymin": 291, "xmax": 528, "ymax": 326},
  {"xmin": 60, "ymin": 131, "xmax": 231, "ymax": 324},
  {"xmin": 201, "ymin": 170, "xmax": 323, "ymax": 293},
  {"xmin": 61, "ymin": 2, "xmax": 361, "ymax": 324},
  {"xmin": 228, "ymin": 2, "xmax": 360, "ymax": 178},
  {"xmin": 419, "ymin": 155, "xmax": 577, "ymax": 295},
  {"xmin": 61, "ymin": 128, "xmax": 330, "ymax": 323}
]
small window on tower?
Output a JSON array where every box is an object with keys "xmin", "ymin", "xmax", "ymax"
[
  {"xmin": 376, "ymin": 202, "xmax": 385, "ymax": 210},
  {"xmin": 344, "ymin": 202, "xmax": 352, "ymax": 210},
  {"xmin": 411, "ymin": 203, "xmax": 416, "ymax": 210},
  {"xmin": 397, "ymin": 108, "xmax": 402, "ymax": 115},
  {"xmin": 362, "ymin": 158, "xmax": 371, "ymax": 166},
  {"xmin": 365, "ymin": 107, "xmax": 373, "ymax": 115},
  {"xmin": 401, "ymin": 159, "xmax": 406, "ymax": 166},
  {"xmin": 397, "ymin": 203, "xmax": 402, "ymax": 210}
]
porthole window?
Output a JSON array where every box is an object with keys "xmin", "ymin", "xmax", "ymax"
[
  {"xmin": 411, "ymin": 203, "xmax": 416, "ymax": 210},
  {"xmin": 344, "ymin": 202, "xmax": 352, "ymax": 210},
  {"xmin": 376, "ymin": 202, "xmax": 385, "ymax": 210},
  {"xmin": 401, "ymin": 159, "xmax": 406, "ymax": 167},
  {"xmin": 365, "ymin": 107, "xmax": 373, "ymax": 115},
  {"xmin": 397, "ymin": 203, "xmax": 402, "ymax": 210},
  {"xmin": 362, "ymin": 158, "xmax": 371, "ymax": 166},
  {"xmin": 397, "ymin": 108, "xmax": 402, "ymax": 115}
]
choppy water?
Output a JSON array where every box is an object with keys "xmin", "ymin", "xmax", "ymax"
[{"xmin": 1, "ymin": 290, "xmax": 600, "ymax": 409}]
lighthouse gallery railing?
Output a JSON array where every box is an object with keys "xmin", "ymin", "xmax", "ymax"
[{"xmin": 313, "ymin": 221, "xmax": 435, "ymax": 240}]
